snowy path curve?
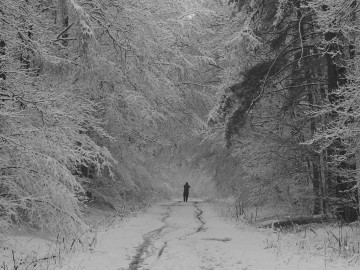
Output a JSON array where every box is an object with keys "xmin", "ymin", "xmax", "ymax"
[
  {"xmin": 125, "ymin": 200, "xmax": 271, "ymax": 270},
  {"xmin": 61, "ymin": 200, "xmax": 357, "ymax": 270},
  {"xmin": 128, "ymin": 201, "xmax": 211, "ymax": 269}
]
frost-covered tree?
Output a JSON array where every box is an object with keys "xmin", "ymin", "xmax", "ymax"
[
  {"xmin": 0, "ymin": 0, "xmax": 221, "ymax": 232},
  {"xmin": 0, "ymin": 0, "xmax": 114, "ymax": 233}
]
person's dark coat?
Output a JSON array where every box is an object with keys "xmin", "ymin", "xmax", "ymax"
[
  {"xmin": 183, "ymin": 182, "xmax": 190, "ymax": 202},
  {"xmin": 184, "ymin": 183, "xmax": 190, "ymax": 194}
]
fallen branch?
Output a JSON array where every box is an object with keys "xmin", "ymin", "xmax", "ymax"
[
  {"xmin": 258, "ymin": 216, "xmax": 332, "ymax": 229},
  {"xmin": 56, "ymin": 22, "xmax": 74, "ymax": 40}
]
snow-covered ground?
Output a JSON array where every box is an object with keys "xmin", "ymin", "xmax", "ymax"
[
  {"xmin": 59, "ymin": 199, "xmax": 358, "ymax": 270},
  {"xmin": 2, "ymin": 199, "xmax": 359, "ymax": 270}
]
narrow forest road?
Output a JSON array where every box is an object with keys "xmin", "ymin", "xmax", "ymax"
[
  {"xmin": 62, "ymin": 200, "xmax": 356, "ymax": 270},
  {"xmin": 126, "ymin": 200, "xmax": 247, "ymax": 270}
]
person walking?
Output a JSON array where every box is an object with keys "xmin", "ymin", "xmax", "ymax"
[{"xmin": 183, "ymin": 182, "xmax": 190, "ymax": 202}]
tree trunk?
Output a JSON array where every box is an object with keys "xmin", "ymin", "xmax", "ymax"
[
  {"xmin": 0, "ymin": 39, "xmax": 5, "ymax": 82},
  {"xmin": 352, "ymin": 1, "xmax": 359, "ymax": 221},
  {"xmin": 324, "ymin": 30, "xmax": 342, "ymax": 218},
  {"xmin": 319, "ymin": 150, "xmax": 328, "ymax": 215},
  {"xmin": 311, "ymin": 155, "xmax": 322, "ymax": 215},
  {"xmin": 307, "ymin": 89, "xmax": 323, "ymax": 215},
  {"xmin": 57, "ymin": 0, "xmax": 69, "ymax": 46},
  {"xmin": 357, "ymin": 151, "xmax": 360, "ymax": 220}
]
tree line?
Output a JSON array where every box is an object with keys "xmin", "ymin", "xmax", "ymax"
[{"xmin": 207, "ymin": 0, "xmax": 360, "ymax": 222}]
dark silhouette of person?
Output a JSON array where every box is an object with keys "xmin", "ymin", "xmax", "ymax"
[{"xmin": 183, "ymin": 182, "xmax": 190, "ymax": 202}]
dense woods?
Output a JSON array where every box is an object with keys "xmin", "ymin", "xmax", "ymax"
[
  {"xmin": 1, "ymin": 0, "xmax": 360, "ymax": 236},
  {"xmin": 0, "ymin": 0, "xmax": 217, "ymax": 233},
  {"xmin": 207, "ymin": 0, "xmax": 360, "ymax": 222}
]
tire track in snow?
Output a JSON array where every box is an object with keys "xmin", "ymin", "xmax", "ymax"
[
  {"xmin": 127, "ymin": 203, "xmax": 175, "ymax": 270},
  {"xmin": 193, "ymin": 202, "xmax": 206, "ymax": 233},
  {"xmin": 178, "ymin": 201, "xmax": 207, "ymax": 240},
  {"xmin": 157, "ymin": 241, "xmax": 167, "ymax": 258}
]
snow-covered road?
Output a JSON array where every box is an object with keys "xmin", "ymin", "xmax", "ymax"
[
  {"xmin": 61, "ymin": 199, "xmax": 358, "ymax": 270},
  {"xmin": 127, "ymin": 200, "xmax": 258, "ymax": 270}
]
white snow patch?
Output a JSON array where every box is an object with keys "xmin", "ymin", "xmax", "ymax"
[{"xmin": 1, "ymin": 199, "xmax": 359, "ymax": 270}]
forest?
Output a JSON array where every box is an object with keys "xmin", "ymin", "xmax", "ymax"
[{"xmin": 1, "ymin": 0, "xmax": 360, "ymax": 242}]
